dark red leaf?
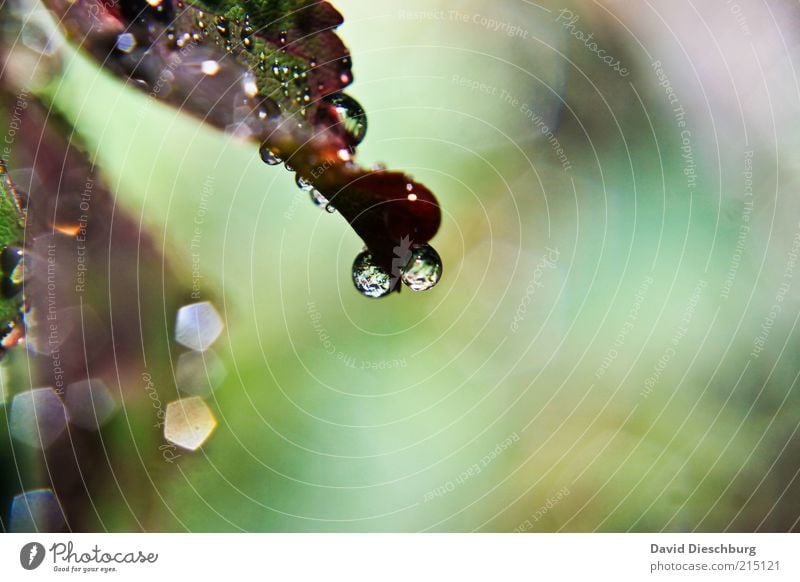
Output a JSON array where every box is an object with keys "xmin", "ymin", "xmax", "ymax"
[{"xmin": 41, "ymin": 0, "xmax": 443, "ymax": 293}]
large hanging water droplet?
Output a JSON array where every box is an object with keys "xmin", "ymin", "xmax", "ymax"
[
  {"xmin": 323, "ymin": 93, "xmax": 367, "ymax": 145},
  {"xmin": 401, "ymin": 244, "xmax": 442, "ymax": 292},
  {"xmin": 352, "ymin": 250, "xmax": 392, "ymax": 298},
  {"xmin": 259, "ymin": 144, "xmax": 282, "ymax": 165}
]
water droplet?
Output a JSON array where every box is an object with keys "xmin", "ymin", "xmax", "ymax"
[
  {"xmin": 2, "ymin": 245, "xmax": 23, "ymax": 274},
  {"xmin": 401, "ymin": 244, "xmax": 442, "ymax": 292},
  {"xmin": 352, "ymin": 251, "xmax": 393, "ymax": 298},
  {"xmin": 259, "ymin": 144, "xmax": 282, "ymax": 165},
  {"xmin": 254, "ymin": 97, "xmax": 280, "ymax": 121},
  {"xmin": 215, "ymin": 15, "xmax": 229, "ymax": 37},
  {"xmin": 323, "ymin": 93, "xmax": 367, "ymax": 145},
  {"xmin": 306, "ymin": 187, "xmax": 334, "ymax": 212},
  {"xmin": 279, "ymin": 30, "xmax": 288, "ymax": 45},
  {"xmin": 296, "ymin": 174, "xmax": 313, "ymax": 191},
  {"xmin": 241, "ymin": 16, "xmax": 254, "ymax": 50}
]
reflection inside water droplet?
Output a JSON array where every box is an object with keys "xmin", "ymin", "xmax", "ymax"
[
  {"xmin": 352, "ymin": 250, "xmax": 392, "ymax": 298},
  {"xmin": 401, "ymin": 244, "xmax": 442, "ymax": 292}
]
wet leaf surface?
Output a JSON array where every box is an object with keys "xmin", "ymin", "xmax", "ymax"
[{"xmin": 41, "ymin": 0, "xmax": 443, "ymax": 286}]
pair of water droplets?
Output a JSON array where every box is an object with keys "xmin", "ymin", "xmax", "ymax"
[
  {"xmin": 352, "ymin": 245, "xmax": 442, "ymax": 298},
  {"xmin": 258, "ymin": 93, "xmax": 441, "ymax": 297}
]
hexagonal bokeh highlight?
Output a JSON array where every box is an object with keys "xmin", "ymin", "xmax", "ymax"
[
  {"xmin": 164, "ymin": 396, "xmax": 217, "ymax": 451},
  {"xmin": 175, "ymin": 302, "xmax": 224, "ymax": 352},
  {"xmin": 175, "ymin": 349, "xmax": 227, "ymax": 397},
  {"xmin": 65, "ymin": 379, "xmax": 117, "ymax": 430},
  {"xmin": 9, "ymin": 387, "xmax": 68, "ymax": 449},
  {"xmin": 9, "ymin": 488, "xmax": 66, "ymax": 532}
]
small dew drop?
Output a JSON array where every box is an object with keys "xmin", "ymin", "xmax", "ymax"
[
  {"xmin": 352, "ymin": 250, "xmax": 393, "ymax": 298},
  {"xmin": 401, "ymin": 244, "xmax": 442, "ymax": 292},
  {"xmin": 215, "ymin": 15, "xmax": 229, "ymax": 37},
  {"xmin": 295, "ymin": 174, "xmax": 313, "ymax": 191},
  {"xmin": 241, "ymin": 16, "xmax": 254, "ymax": 50},
  {"xmin": 308, "ymin": 188, "xmax": 334, "ymax": 213},
  {"xmin": 259, "ymin": 144, "xmax": 282, "ymax": 165}
]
